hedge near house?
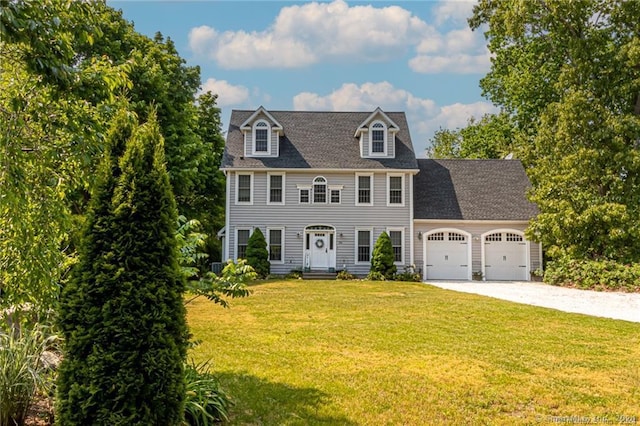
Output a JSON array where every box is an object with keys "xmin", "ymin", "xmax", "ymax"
[
  {"xmin": 246, "ymin": 228, "xmax": 270, "ymax": 279},
  {"xmin": 56, "ymin": 109, "xmax": 188, "ymax": 425},
  {"xmin": 371, "ymin": 231, "xmax": 397, "ymax": 279}
]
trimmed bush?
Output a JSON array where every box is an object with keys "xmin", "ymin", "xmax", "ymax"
[
  {"xmin": 56, "ymin": 110, "xmax": 188, "ymax": 425},
  {"xmin": 336, "ymin": 270, "xmax": 357, "ymax": 280},
  {"xmin": 370, "ymin": 232, "xmax": 397, "ymax": 279},
  {"xmin": 545, "ymin": 257, "xmax": 640, "ymax": 292},
  {"xmin": 246, "ymin": 228, "xmax": 270, "ymax": 278}
]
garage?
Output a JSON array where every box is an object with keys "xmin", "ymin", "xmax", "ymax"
[
  {"xmin": 425, "ymin": 231, "xmax": 470, "ymax": 280},
  {"xmin": 484, "ymin": 231, "xmax": 528, "ymax": 281}
]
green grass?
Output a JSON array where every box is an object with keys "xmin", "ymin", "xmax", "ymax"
[{"xmin": 187, "ymin": 280, "xmax": 640, "ymax": 425}]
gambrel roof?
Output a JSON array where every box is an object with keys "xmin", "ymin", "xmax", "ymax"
[
  {"xmin": 414, "ymin": 159, "xmax": 539, "ymax": 221},
  {"xmin": 222, "ymin": 110, "xmax": 419, "ymax": 170}
]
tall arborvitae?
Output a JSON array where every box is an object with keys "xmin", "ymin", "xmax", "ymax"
[
  {"xmin": 245, "ymin": 228, "xmax": 269, "ymax": 279},
  {"xmin": 57, "ymin": 109, "xmax": 188, "ymax": 425},
  {"xmin": 371, "ymin": 231, "xmax": 397, "ymax": 279}
]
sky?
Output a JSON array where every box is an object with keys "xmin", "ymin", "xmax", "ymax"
[{"xmin": 108, "ymin": 0, "xmax": 497, "ymax": 157}]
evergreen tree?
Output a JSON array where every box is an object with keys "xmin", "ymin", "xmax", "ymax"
[
  {"xmin": 246, "ymin": 228, "xmax": 270, "ymax": 279},
  {"xmin": 371, "ymin": 232, "xmax": 397, "ymax": 279},
  {"xmin": 57, "ymin": 109, "xmax": 188, "ymax": 425}
]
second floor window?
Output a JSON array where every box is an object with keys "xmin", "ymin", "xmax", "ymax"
[
  {"xmin": 237, "ymin": 174, "xmax": 252, "ymax": 203},
  {"xmin": 269, "ymin": 174, "xmax": 283, "ymax": 203},
  {"xmin": 389, "ymin": 175, "xmax": 403, "ymax": 205},
  {"xmin": 357, "ymin": 175, "xmax": 372, "ymax": 204},
  {"xmin": 313, "ymin": 176, "xmax": 327, "ymax": 203}
]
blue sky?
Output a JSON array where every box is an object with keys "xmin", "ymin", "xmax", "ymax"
[{"xmin": 108, "ymin": 1, "xmax": 497, "ymax": 156}]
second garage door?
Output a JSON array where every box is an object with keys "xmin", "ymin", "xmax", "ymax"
[
  {"xmin": 425, "ymin": 231, "xmax": 469, "ymax": 280},
  {"xmin": 484, "ymin": 232, "xmax": 528, "ymax": 281}
]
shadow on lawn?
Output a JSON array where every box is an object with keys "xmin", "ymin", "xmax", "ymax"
[{"xmin": 218, "ymin": 372, "xmax": 357, "ymax": 425}]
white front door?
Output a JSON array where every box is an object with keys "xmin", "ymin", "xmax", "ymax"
[
  {"xmin": 484, "ymin": 232, "xmax": 528, "ymax": 280},
  {"xmin": 311, "ymin": 232, "xmax": 330, "ymax": 269}
]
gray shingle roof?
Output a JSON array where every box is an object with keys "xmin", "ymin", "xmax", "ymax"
[
  {"xmin": 222, "ymin": 110, "xmax": 418, "ymax": 170},
  {"xmin": 414, "ymin": 159, "xmax": 538, "ymax": 221}
]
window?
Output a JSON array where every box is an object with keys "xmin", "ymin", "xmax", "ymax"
[
  {"xmin": 427, "ymin": 232, "xmax": 444, "ymax": 241},
  {"xmin": 253, "ymin": 121, "xmax": 269, "ymax": 153},
  {"xmin": 236, "ymin": 229, "xmax": 250, "ymax": 259},
  {"xmin": 506, "ymin": 233, "xmax": 523, "ymax": 242},
  {"xmin": 356, "ymin": 174, "xmax": 372, "ymax": 205},
  {"xmin": 388, "ymin": 230, "xmax": 403, "ymax": 263},
  {"xmin": 268, "ymin": 228, "xmax": 283, "ymax": 262},
  {"xmin": 237, "ymin": 173, "xmax": 252, "ymax": 204},
  {"xmin": 299, "ymin": 188, "xmax": 310, "ymax": 204},
  {"xmin": 313, "ymin": 176, "xmax": 327, "ymax": 203},
  {"xmin": 357, "ymin": 229, "xmax": 371, "ymax": 263},
  {"xmin": 449, "ymin": 232, "xmax": 466, "ymax": 241},
  {"xmin": 330, "ymin": 189, "xmax": 341, "ymax": 204},
  {"xmin": 268, "ymin": 173, "xmax": 284, "ymax": 204},
  {"xmin": 486, "ymin": 233, "xmax": 502, "ymax": 242},
  {"xmin": 387, "ymin": 174, "xmax": 404, "ymax": 206},
  {"xmin": 371, "ymin": 122, "xmax": 385, "ymax": 154}
]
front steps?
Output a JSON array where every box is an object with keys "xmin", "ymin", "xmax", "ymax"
[{"xmin": 303, "ymin": 270, "xmax": 337, "ymax": 280}]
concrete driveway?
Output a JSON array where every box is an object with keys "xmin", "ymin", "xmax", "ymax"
[{"xmin": 426, "ymin": 280, "xmax": 640, "ymax": 323}]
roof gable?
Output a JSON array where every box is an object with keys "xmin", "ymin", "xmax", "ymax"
[
  {"xmin": 354, "ymin": 107, "xmax": 399, "ymax": 138},
  {"xmin": 239, "ymin": 106, "xmax": 283, "ymax": 133}
]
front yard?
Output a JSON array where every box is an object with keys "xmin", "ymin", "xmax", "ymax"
[{"xmin": 188, "ymin": 280, "xmax": 640, "ymax": 425}]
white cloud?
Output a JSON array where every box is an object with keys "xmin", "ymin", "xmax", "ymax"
[
  {"xmin": 432, "ymin": 1, "xmax": 477, "ymax": 26},
  {"xmin": 188, "ymin": 0, "xmax": 435, "ymax": 69},
  {"xmin": 200, "ymin": 78, "xmax": 249, "ymax": 106},
  {"xmin": 292, "ymin": 82, "xmax": 497, "ymax": 156}
]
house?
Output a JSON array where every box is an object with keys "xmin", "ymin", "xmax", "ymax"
[{"xmin": 220, "ymin": 106, "xmax": 541, "ymax": 281}]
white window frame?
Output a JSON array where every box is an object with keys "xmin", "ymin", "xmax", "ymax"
[
  {"xmin": 312, "ymin": 176, "xmax": 327, "ymax": 204},
  {"xmin": 355, "ymin": 227, "xmax": 373, "ymax": 264},
  {"xmin": 235, "ymin": 172, "xmax": 253, "ymax": 205},
  {"xmin": 386, "ymin": 173, "xmax": 405, "ymax": 207},
  {"xmin": 297, "ymin": 185, "xmax": 311, "ymax": 204},
  {"xmin": 235, "ymin": 227, "xmax": 252, "ymax": 260},
  {"xmin": 267, "ymin": 172, "xmax": 285, "ymax": 205},
  {"xmin": 355, "ymin": 173, "xmax": 374, "ymax": 206},
  {"xmin": 369, "ymin": 121, "xmax": 387, "ymax": 156},
  {"xmin": 329, "ymin": 184, "xmax": 343, "ymax": 205},
  {"xmin": 252, "ymin": 120, "xmax": 271, "ymax": 155},
  {"xmin": 267, "ymin": 227, "xmax": 285, "ymax": 264},
  {"xmin": 386, "ymin": 227, "xmax": 405, "ymax": 265}
]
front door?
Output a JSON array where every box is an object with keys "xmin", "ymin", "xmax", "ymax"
[{"xmin": 311, "ymin": 232, "xmax": 330, "ymax": 269}]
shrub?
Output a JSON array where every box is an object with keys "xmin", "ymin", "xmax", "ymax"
[
  {"xmin": 184, "ymin": 360, "xmax": 232, "ymax": 425},
  {"xmin": 246, "ymin": 228, "xmax": 270, "ymax": 278},
  {"xmin": 285, "ymin": 269, "xmax": 303, "ymax": 280},
  {"xmin": 370, "ymin": 232, "xmax": 397, "ymax": 279},
  {"xmin": 336, "ymin": 270, "xmax": 357, "ymax": 280},
  {"xmin": 395, "ymin": 266, "xmax": 421, "ymax": 282},
  {"xmin": 0, "ymin": 325, "xmax": 58, "ymax": 426},
  {"xmin": 56, "ymin": 111, "xmax": 188, "ymax": 425},
  {"xmin": 366, "ymin": 271, "xmax": 387, "ymax": 281},
  {"xmin": 545, "ymin": 257, "xmax": 640, "ymax": 292}
]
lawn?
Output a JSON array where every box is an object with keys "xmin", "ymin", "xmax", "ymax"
[{"xmin": 187, "ymin": 280, "xmax": 640, "ymax": 425}]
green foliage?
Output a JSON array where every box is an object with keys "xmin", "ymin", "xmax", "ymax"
[
  {"xmin": 366, "ymin": 271, "xmax": 387, "ymax": 281},
  {"xmin": 471, "ymin": 0, "xmax": 640, "ymax": 273},
  {"xmin": 395, "ymin": 266, "xmax": 421, "ymax": 282},
  {"xmin": 56, "ymin": 110, "xmax": 188, "ymax": 425},
  {"xmin": 246, "ymin": 228, "xmax": 270, "ymax": 279},
  {"xmin": 336, "ymin": 270, "xmax": 357, "ymax": 280},
  {"xmin": 285, "ymin": 269, "xmax": 303, "ymax": 280},
  {"xmin": 184, "ymin": 260, "xmax": 255, "ymax": 308},
  {"xmin": 370, "ymin": 232, "xmax": 397, "ymax": 279},
  {"xmin": 545, "ymin": 258, "xmax": 640, "ymax": 292},
  {"xmin": 427, "ymin": 113, "xmax": 516, "ymax": 159},
  {"xmin": 0, "ymin": 324, "xmax": 58, "ymax": 426},
  {"xmin": 184, "ymin": 360, "xmax": 232, "ymax": 425}
]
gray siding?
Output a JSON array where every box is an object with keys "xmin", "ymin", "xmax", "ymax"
[
  {"xmin": 227, "ymin": 170, "xmax": 413, "ymax": 276},
  {"xmin": 414, "ymin": 221, "xmax": 542, "ymax": 280}
]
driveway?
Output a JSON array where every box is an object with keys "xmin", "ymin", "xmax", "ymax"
[{"xmin": 426, "ymin": 280, "xmax": 640, "ymax": 323}]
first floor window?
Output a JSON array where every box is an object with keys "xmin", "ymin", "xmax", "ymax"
[
  {"xmin": 269, "ymin": 229, "xmax": 283, "ymax": 261},
  {"xmin": 357, "ymin": 230, "xmax": 371, "ymax": 262},
  {"xmin": 237, "ymin": 229, "xmax": 250, "ymax": 259},
  {"xmin": 389, "ymin": 230, "xmax": 403, "ymax": 263},
  {"xmin": 237, "ymin": 174, "xmax": 252, "ymax": 203}
]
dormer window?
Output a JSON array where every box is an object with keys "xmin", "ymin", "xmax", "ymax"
[
  {"xmin": 369, "ymin": 121, "xmax": 387, "ymax": 155},
  {"xmin": 253, "ymin": 120, "xmax": 270, "ymax": 154}
]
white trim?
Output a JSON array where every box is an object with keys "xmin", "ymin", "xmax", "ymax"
[
  {"xmin": 298, "ymin": 187, "xmax": 311, "ymax": 204},
  {"xmin": 239, "ymin": 106, "xmax": 283, "ymax": 132},
  {"xmin": 423, "ymin": 228, "xmax": 473, "ymax": 281},
  {"xmin": 266, "ymin": 227, "xmax": 285, "ymax": 264},
  {"xmin": 224, "ymin": 174, "xmax": 230, "ymax": 261},
  {"xmin": 409, "ymin": 174, "xmax": 414, "ymax": 266},
  {"xmin": 480, "ymin": 228, "xmax": 529, "ymax": 281},
  {"xmin": 355, "ymin": 227, "xmax": 373, "ymax": 264},
  {"xmin": 414, "ymin": 219, "xmax": 531, "ymax": 225},
  {"xmin": 354, "ymin": 107, "xmax": 399, "ymax": 137},
  {"xmin": 251, "ymin": 119, "xmax": 272, "ymax": 156},
  {"xmin": 222, "ymin": 167, "xmax": 420, "ymax": 174},
  {"xmin": 267, "ymin": 172, "xmax": 285, "ymax": 205},
  {"xmin": 235, "ymin": 172, "xmax": 254, "ymax": 205},
  {"xmin": 386, "ymin": 227, "xmax": 405, "ymax": 265},
  {"xmin": 386, "ymin": 173, "xmax": 405, "ymax": 207},
  {"xmin": 355, "ymin": 173, "xmax": 374, "ymax": 206},
  {"xmin": 329, "ymin": 188, "xmax": 341, "ymax": 204}
]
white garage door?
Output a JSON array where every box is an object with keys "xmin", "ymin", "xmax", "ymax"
[
  {"xmin": 425, "ymin": 231, "xmax": 469, "ymax": 280},
  {"xmin": 484, "ymin": 232, "xmax": 528, "ymax": 281}
]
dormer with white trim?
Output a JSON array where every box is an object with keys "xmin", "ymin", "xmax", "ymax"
[
  {"xmin": 240, "ymin": 106, "xmax": 284, "ymax": 158},
  {"xmin": 354, "ymin": 107, "xmax": 399, "ymax": 159}
]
